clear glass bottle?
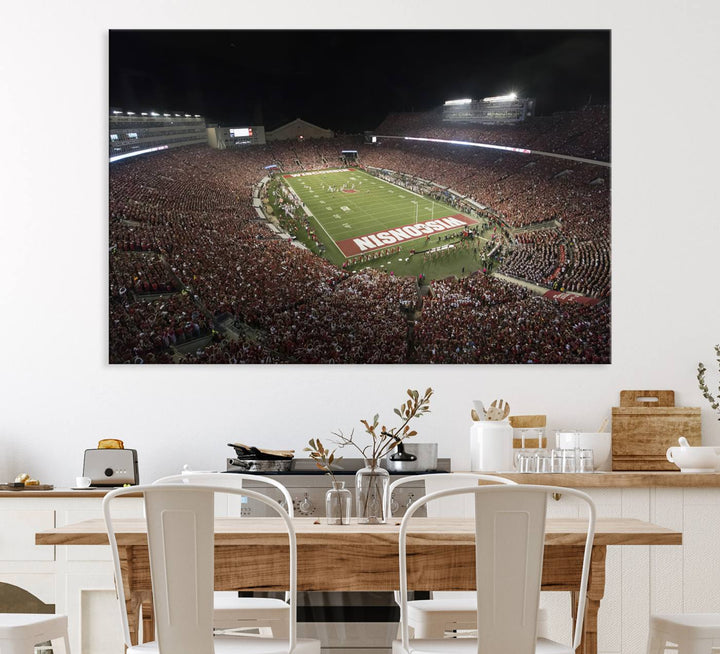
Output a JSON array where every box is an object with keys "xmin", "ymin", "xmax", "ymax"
[
  {"xmin": 325, "ymin": 480, "xmax": 352, "ymax": 525},
  {"xmin": 355, "ymin": 464, "xmax": 390, "ymax": 524}
]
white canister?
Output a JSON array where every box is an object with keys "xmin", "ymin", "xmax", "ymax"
[{"xmin": 470, "ymin": 421, "xmax": 514, "ymax": 471}]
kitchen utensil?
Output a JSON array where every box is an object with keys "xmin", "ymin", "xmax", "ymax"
[
  {"xmin": 227, "ymin": 458, "xmax": 293, "ymax": 472},
  {"xmin": 555, "ymin": 432, "xmax": 611, "ymax": 471},
  {"xmin": 597, "ymin": 417, "xmax": 609, "ymax": 433},
  {"xmin": 470, "ymin": 422, "xmax": 513, "ymax": 471},
  {"xmin": 227, "ymin": 443, "xmax": 294, "ymax": 460},
  {"xmin": 486, "ymin": 399, "xmax": 510, "ymax": 421},
  {"xmin": 389, "ymin": 443, "xmax": 417, "ymax": 462},
  {"xmin": 83, "ymin": 448, "xmax": 139, "ymax": 486},
  {"xmin": 666, "ymin": 445, "xmax": 720, "ymax": 472},
  {"xmin": 612, "ymin": 389, "xmax": 701, "ymax": 470},
  {"xmin": 0, "ymin": 484, "xmax": 54, "ymax": 491},
  {"xmin": 384, "ymin": 443, "xmax": 438, "ymax": 472},
  {"xmin": 509, "ymin": 415, "xmax": 547, "ymax": 448},
  {"xmin": 472, "ymin": 400, "xmax": 486, "ymax": 418},
  {"xmin": 471, "ymin": 409, "xmax": 481, "ymax": 421}
]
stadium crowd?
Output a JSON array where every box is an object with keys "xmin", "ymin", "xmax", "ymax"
[
  {"xmin": 376, "ymin": 105, "xmax": 610, "ymax": 162},
  {"xmin": 109, "ymin": 115, "xmax": 610, "ymax": 363}
]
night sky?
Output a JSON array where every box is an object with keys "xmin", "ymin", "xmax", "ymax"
[{"xmin": 110, "ymin": 30, "xmax": 610, "ymax": 133}]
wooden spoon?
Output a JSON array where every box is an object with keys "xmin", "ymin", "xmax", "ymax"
[{"xmin": 487, "ymin": 399, "xmax": 511, "ymax": 421}]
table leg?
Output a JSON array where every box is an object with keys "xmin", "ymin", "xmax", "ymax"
[
  {"xmin": 572, "ymin": 545, "xmax": 606, "ymax": 654},
  {"xmin": 140, "ymin": 591, "xmax": 154, "ymax": 643}
]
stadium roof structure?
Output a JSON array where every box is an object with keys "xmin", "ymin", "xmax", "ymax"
[{"xmin": 266, "ymin": 118, "xmax": 334, "ymax": 141}]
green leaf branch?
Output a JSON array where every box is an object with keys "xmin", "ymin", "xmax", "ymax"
[{"xmin": 698, "ymin": 344, "xmax": 720, "ymax": 419}]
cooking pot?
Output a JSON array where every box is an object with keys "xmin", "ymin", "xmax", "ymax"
[
  {"xmin": 227, "ymin": 458, "xmax": 293, "ymax": 472},
  {"xmin": 384, "ymin": 442, "xmax": 438, "ymax": 472}
]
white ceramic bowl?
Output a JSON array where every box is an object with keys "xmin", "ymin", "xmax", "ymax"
[
  {"xmin": 555, "ymin": 432, "xmax": 612, "ymax": 471},
  {"xmin": 666, "ymin": 446, "xmax": 720, "ymax": 472}
]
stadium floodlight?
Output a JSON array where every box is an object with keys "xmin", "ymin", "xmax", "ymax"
[
  {"xmin": 163, "ymin": 113, "xmax": 171, "ymax": 117},
  {"xmin": 194, "ymin": 114, "xmax": 201, "ymax": 118},
  {"xmin": 483, "ymin": 92, "xmax": 518, "ymax": 102},
  {"xmin": 112, "ymin": 110, "xmax": 122, "ymax": 115},
  {"xmin": 444, "ymin": 98, "xmax": 473, "ymax": 106},
  {"xmin": 174, "ymin": 113, "xmax": 181, "ymax": 117},
  {"xmin": 141, "ymin": 112, "xmax": 148, "ymax": 116},
  {"xmin": 185, "ymin": 114, "xmax": 192, "ymax": 117},
  {"xmin": 126, "ymin": 111, "xmax": 135, "ymax": 115},
  {"xmin": 150, "ymin": 111, "xmax": 160, "ymax": 116}
]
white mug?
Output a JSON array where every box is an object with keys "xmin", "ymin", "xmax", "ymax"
[{"xmin": 75, "ymin": 476, "xmax": 92, "ymax": 488}]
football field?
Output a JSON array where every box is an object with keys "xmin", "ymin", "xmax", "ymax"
[{"xmin": 282, "ymin": 168, "xmax": 478, "ymax": 265}]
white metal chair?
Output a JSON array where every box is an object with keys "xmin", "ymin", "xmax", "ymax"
[
  {"xmin": 393, "ymin": 484, "xmax": 596, "ymax": 654},
  {"xmin": 647, "ymin": 613, "xmax": 720, "ymax": 653},
  {"xmin": 103, "ymin": 483, "xmax": 320, "ymax": 654},
  {"xmin": 153, "ymin": 472, "xmax": 292, "ymax": 638},
  {"xmin": 0, "ymin": 613, "xmax": 70, "ymax": 654},
  {"xmin": 386, "ymin": 473, "xmax": 519, "ymax": 638}
]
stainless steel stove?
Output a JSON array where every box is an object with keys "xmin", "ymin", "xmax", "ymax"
[
  {"xmin": 224, "ymin": 457, "xmax": 451, "ymax": 654},
  {"xmin": 226, "ymin": 457, "xmax": 451, "ymax": 518}
]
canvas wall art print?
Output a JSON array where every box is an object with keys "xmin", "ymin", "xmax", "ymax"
[{"xmin": 109, "ymin": 29, "xmax": 610, "ymax": 364}]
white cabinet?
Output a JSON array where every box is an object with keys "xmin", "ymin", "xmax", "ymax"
[
  {"xmin": 541, "ymin": 486, "xmax": 719, "ymax": 654},
  {"xmin": 2, "ymin": 485, "xmax": 719, "ymax": 654},
  {"xmin": 0, "ymin": 494, "xmax": 142, "ymax": 654}
]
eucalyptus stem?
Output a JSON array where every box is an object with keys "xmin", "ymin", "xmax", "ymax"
[{"xmin": 697, "ymin": 345, "xmax": 720, "ymax": 419}]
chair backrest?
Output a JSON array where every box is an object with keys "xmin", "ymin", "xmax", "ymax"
[
  {"xmin": 385, "ymin": 472, "xmax": 516, "ymax": 519},
  {"xmin": 153, "ymin": 471, "xmax": 295, "ymax": 517},
  {"xmin": 103, "ymin": 484, "xmax": 297, "ymax": 654},
  {"xmin": 396, "ymin": 484, "xmax": 595, "ymax": 654}
]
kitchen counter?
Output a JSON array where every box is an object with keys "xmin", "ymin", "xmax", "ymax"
[
  {"xmin": 457, "ymin": 471, "xmax": 720, "ymax": 487},
  {"xmin": 3, "ymin": 472, "xmax": 720, "ymax": 497},
  {"xmin": 0, "ymin": 488, "xmax": 138, "ymax": 498}
]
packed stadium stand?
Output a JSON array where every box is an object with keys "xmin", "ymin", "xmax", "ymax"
[{"xmin": 109, "ymin": 107, "xmax": 610, "ymax": 364}]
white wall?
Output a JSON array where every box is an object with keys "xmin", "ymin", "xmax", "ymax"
[{"xmin": 0, "ymin": 0, "xmax": 718, "ymax": 486}]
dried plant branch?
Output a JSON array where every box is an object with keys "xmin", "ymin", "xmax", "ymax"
[
  {"xmin": 332, "ymin": 387, "xmax": 434, "ymax": 467},
  {"xmin": 304, "ymin": 438, "xmax": 343, "ymax": 482},
  {"xmin": 697, "ymin": 344, "xmax": 720, "ymax": 419}
]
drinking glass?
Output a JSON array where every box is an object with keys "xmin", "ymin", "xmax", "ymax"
[
  {"xmin": 517, "ymin": 451, "xmax": 536, "ymax": 473},
  {"xmin": 515, "ymin": 447, "xmax": 531, "ymax": 471},
  {"xmin": 578, "ymin": 449, "xmax": 595, "ymax": 473},
  {"xmin": 535, "ymin": 449, "xmax": 551, "ymax": 473},
  {"xmin": 561, "ymin": 449, "xmax": 577, "ymax": 473},
  {"xmin": 530, "ymin": 427, "xmax": 546, "ymax": 449}
]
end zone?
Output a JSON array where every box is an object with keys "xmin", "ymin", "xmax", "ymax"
[{"xmin": 336, "ymin": 214, "xmax": 478, "ymax": 257}]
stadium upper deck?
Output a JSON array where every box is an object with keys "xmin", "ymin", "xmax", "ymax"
[{"xmin": 373, "ymin": 106, "xmax": 610, "ymax": 162}]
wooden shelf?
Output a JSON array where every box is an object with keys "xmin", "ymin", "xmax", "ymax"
[{"xmin": 458, "ymin": 471, "xmax": 720, "ymax": 487}]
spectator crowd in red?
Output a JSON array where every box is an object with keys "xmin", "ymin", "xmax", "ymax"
[{"xmin": 109, "ymin": 107, "xmax": 610, "ymax": 364}]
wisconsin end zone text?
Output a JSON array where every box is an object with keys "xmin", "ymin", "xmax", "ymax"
[{"xmin": 336, "ymin": 214, "xmax": 477, "ymax": 256}]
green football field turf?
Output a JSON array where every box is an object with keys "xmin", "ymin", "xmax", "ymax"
[{"xmin": 281, "ymin": 168, "xmax": 476, "ymax": 265}]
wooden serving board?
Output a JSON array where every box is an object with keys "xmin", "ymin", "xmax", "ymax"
[
  {"xmin": 612, "ymin": 390, "xmax": 701, "ymax": 470},
  {"xmin": 0, "ymin": 484, "xmax": 54, "ymax": 491}
]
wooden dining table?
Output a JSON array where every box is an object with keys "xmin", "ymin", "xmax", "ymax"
[{"xmin": 36, "ymin": 516, "xmax": 681, "ymax": 654}]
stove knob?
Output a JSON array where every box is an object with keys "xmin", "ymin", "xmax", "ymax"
[
  {"xmin": 298, "ymin": 493, "xmax": 314, "ymax": 515},
  {"xmin": 390, "ymin": 496, "xmax": 400, "ymax": 515},
  {"xmin": 104, "ymin": 468, "xmax": 114, "ymax": 477}
]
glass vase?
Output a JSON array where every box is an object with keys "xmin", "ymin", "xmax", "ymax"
[
  {"xmin": 325, "ymin": 480, "xmax": 352, "ymax": 525},
  {"xmin": 355, "ymin": 464, "xmax": 389, "ymax": 524}
]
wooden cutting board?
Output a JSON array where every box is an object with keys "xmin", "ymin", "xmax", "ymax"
[
  {"xmin": 611, "ymin": 390, "xmax": 701, "ymax": 470},
  {"xmin": 0, "ymin": 484, "xmax": 54, "ymax": 491}
]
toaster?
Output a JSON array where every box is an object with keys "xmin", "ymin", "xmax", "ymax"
[{"xmin": 82, "ymin": 449, "xmax": 139, "ymax": 486}]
